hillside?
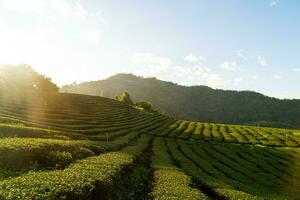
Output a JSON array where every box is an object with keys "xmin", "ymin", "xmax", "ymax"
[
  {"xmin": 1, "ymin": 88, "xmax": 300, "ymax": 199},
  {"xmin": 61, "ymin": 73, "xmax": 300, "ymax": 129},
  {"xmin": 1, "ymin": 66, "xmax": 300, "ymax": 199}
]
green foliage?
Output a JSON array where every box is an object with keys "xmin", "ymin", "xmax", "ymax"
[
  {"xmin": 45, "ymin": 151, "xmax": 74, "ymax": 168},
  {"xmin": 0, "ymin": 80, "xmax": 299, "ymax": 199},
  {"xmin": 0, "ymin": 135, "xmax": 151, "ymax": 200},
  {"xmin": 0, "ymin": 64, "xmax": 58, "ymax": 94},
  {"xmin": 151, "ymin": 138, "xmax": 208, "ymax": 200},
  {"xmin": 0, "ymin": 123, "xmax": 68, "ymax": 139},
  {"xmin": 135, "ymin": 101, "xmax": 152, "ymax": 110},
  {"xmin": 152, "ymin": 169, "xmax": 208, "ymax": 200},
  {"xmin": 160, "ymin": 121, "xmax": 300, "ymax": 147},
  {"xmin": 115, "ymin": 91, "xmax": 134, "ymax": 105},
  {"xmin": 0, "ymin": 138, "xmax": 95, "ymax": 170},
  {"xmin": 61, "ymin": 73, "xmax": 300, "ymax": 129},
  {"xmin": 166, "ymin": 138, "xmax": 272, "ymax": 199},
  {"xmin": 123, "ymin": 166, "xmax": 151, "ymax": 200}
]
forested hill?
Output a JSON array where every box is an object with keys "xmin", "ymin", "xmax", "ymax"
[{"xmin": 61, "ymin": 73, "xmax": 300, "ymax": 129}]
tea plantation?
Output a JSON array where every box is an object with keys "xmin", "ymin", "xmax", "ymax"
[{"xmin": 0, "ymin": 92, "xmax": 299, "ymax": 199}]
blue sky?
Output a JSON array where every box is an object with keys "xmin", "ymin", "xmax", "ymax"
[{"xmin": 0, "ymin": 0, "xmax": 299, "ymax": 99}]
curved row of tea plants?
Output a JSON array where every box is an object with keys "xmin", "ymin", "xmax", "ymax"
[
  {"xmin": 0, "ymin": 135, "xmax": 152, "ymax": 199},
  {"xmin": 151, "ymin": 137, "xmax": 208, "ymax": 200},
  {"xmin": 151, "ymin": 120, "xmax": 300, "ymax": 147}
]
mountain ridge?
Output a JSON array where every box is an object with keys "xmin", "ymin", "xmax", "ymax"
[{"xmin": 61, "ymin": 73, "xmax": 300, "ymax": 129}]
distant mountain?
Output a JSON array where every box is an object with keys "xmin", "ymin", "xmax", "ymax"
[{"xmin": 61, "ymin": 73, "xmax": 300, "ymax": 129}]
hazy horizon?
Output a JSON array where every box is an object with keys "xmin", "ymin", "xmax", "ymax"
[
  {"xmin": 60, "ymin": 72, "xmax": 300, "ymax": 100},
  {"xmin": 0, "ymin": 0, "xmax": 300, "ymax": 99}
]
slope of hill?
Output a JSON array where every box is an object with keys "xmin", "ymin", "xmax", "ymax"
[
  {"xmin": 1, "ymin": 66, "xmax": 300, "ymax": 199},
  {"xmin": 61, "ymin": 73, "xmax": 300, "ymax": 129},
  {"xmin": 1, "ymin": 90, "xmax": 300, "ymax": 199}
]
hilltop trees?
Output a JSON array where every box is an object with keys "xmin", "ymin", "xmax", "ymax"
[
  {"xmin": 115, "ymin": 91, "xmax": 160, "ymax": 114},
  {"xmin": 32, "ymin": 74, "xmax": 59, "ymax": 93},
  {"xmin": 115, "ymin": 92, "xmax": 134, "ymax": 105},
  {"xmin": 0, "ymin": 64, "xmax": 58, "ymax": 94},
  {"xmin": 135, "ymin": 101, "xmax": 152, "ymax": 111}
]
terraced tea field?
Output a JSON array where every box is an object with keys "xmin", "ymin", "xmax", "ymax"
[{"xmin": 0, "ymin": 93, "xmax": 299, "ymax": 199}]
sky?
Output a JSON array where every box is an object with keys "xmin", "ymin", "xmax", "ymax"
[{"xmin": 0, "ymin": 0, "xmax": 299, "ymax": 99}]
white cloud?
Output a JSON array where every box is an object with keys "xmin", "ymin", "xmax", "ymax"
[
  {"xmin": 206, "ymin": 74, "xmax": 225, "ymax": 88},
  {"xmin": 130, "ymin": 53, "xmax": 171, "ymax": 68},
  {"xmin": 172, "ymin": 66, "xmax": 193, "ymax": 77},
  {"xmin": 232, "ymin": 77, "xmax": 243, "ymax": 86},
  {"xmin": 79, "ymin": 30, "xmax": 101, "ymax": 44},
  {"xmin": 184, "ymin": 53, "xmax": 207, "ymax": 63},
  {"xmin": 1, "ymin": 0, "xmax": 49, "ymax": 13},
  {"xmin": 130, "ymin": 52, "xmax": 227, "ymax": 88},
  {"xmin": 257, "ymin": 55, "xmax": 267, "ymax": 66},
  {"xmin": 172, "ymin": 65, "xmax": 211, "ymax": 78},
  {"xmin": 252, "ymin": 75, "xmax": 259, "ymax": 80},
  {"xmin": 219, "ymin": 61, "xmax": 238, "ymax": 71},
  {"xmin": 270, "ymin": 0, "xmax": 280, "ymax": 7},
  {"xmin": 278, "ymin": 94, "xmax": 300, "ymax": 100},
  {"xmin": 0, "ymin": 17, "xmax": 5, "ymax": 29},
  {"xmin": 50, "ymin": 0, "xmax": 88, "ymax": 18},
  {"xmin": 170, "ymin": 66, "xmax": 225, "ymax": 88},
  {"xmin": 1, "ymin": 0, "xmax": 102, "ymax": 45},
  {"xmin": 293, "ymin": 68, "xmax": 300, "ymax": 72},
  {"xmin": 236, "ymin": 49, "xmax": 248, "ymax": 61},
  {"xmin": 203, "ymin": 67, "xmax": 211, "ymax": 72},
  {"xmin": 184, "ymin": 54, "xmax": 198, "ymax": 62},
  {"xmin": 272, "ymin": 75, "xmax": 282, "ymax": 79},
  {"xmin": 1, "ymin": 0, "xmax": 89, "ymax": 17},
  {"xmin": 130, "ymin": 53, "xmax": 171, "ymax": 76}
]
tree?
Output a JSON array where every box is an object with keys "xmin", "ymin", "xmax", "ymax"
[
  {"xmin": 115, "ymin": 91, "xmax": 133, "ymax": 105},
  {"xmin": 135, "ymin": 101, "xmax": 152, "ymax": 110},
  {"xmin": 32, "ymin": 74, "xmax": 59, "ymax": 93},
  {"xmin": 0, "ymin": 64, "xmax": 59, "ymax": 94}
]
